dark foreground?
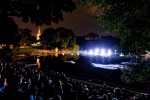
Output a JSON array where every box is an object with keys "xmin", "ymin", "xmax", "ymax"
[{"xmin": 1, "ymin": 58, "xmax": 150, "ymax": 100}]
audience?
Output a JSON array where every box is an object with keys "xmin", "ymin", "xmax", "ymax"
[{"xmin": 0, "ymin": 59, "xmax": 149, "ymax": 100}]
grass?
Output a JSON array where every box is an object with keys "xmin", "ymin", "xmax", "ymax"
[
  {"xmin": 12, "ymin": 48, "xmax": 41, "ymax": 55},
  {"xmin": 68, "ymin": 75, "xmax": 146, "ymax": 95}
]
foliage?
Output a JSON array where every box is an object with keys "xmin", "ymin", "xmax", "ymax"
[
  {"xmin": 0, "ymin": 16, "xmax": 19, "ymax": 49},
  {"xmin": 80, "ymin": 0, "xmax": 150, "ymax": 54},
  {"xmin": 19, "ymin": 28, "xmax": 36, "ymax": 46},
  {"xmin": 56, "ymin": 27, "xmax": 71, "ymax": 49},
  {"xmin": 71, "ymin": 44, "xmax": 79, "ymax": 51},
  {"xmin": 0, "ymin": 0, "xmax": 76, "ymax": 50},
  {"xmin": 121, "ymin": 62, "xmax": 150, "ymax": 84},
  {"xmin": 0, "ymin": 0, "xmax": 76, "ymax": 26},
  {"xmin": 82, "ymin": 0, "xmax": 150, "ymax": 85},
  {"xmin": 40, "ymin": 28, "xmax": 57, "ymax": 49},
  {"xmin": 56, "ymin": 27, "xmax": 76, "ymax": 49},
  {"xmin": 77, "ymin": 0, "xmax": 90, "ymax": 7},
  {"xmin": 40, "ymin": 27, "xmax": 77, "ymax": 50}
]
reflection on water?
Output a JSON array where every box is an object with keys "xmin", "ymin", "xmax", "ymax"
[
  {"xmin": 54, "ymin": 53, "xmax": 58, "ymax": 57},
  {"xmin": 14, "ymin": 54, "xmax": 131, "ymax": 83},
  {"xmin": 36, "ymin": 57, "xmax": 41, "ymax": 69}
]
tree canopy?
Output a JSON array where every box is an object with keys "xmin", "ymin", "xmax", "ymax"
[
  {"xmin": 0, "ymin": 16, "xmax": 19, "ymax": 49},
  {"xmin": 80, "ymin": 0, "xmax": 150, "ymax": 54},
  {"xmin": 56, "ymin": 27, "xmax": 76, "ymax": 49},
  {"xmin": 19, "ymin": 28, "xmax": 36, "ymax": 46},
  {"xmin": 40, "ymin": 28, "xmax": 57, "ymax": 49},
  {"xmin": 0, "ymin": 0, "xmax": 76, "ymax": 26},
  {"xmin": 0, "ymin": 0, "xmax": 76, "ymax": 49},
  {"xmin": 40, "ymin": 27, "xmax": 77, "ymax": 50}
]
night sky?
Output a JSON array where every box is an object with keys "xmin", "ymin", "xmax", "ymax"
[{"xmin": 13, "ymin": 4, "xmax": 116, "ymax": 37}]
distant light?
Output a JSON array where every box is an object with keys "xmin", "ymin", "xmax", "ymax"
[
  {"xmin": 107, "ymin": 49, "xmax": 112, "ymax": 56},
  {"xmin": 120, "ymin": 53, "xmax": 124, "ymax": 56},
  {"xmin": 95, "ymin": 48, "xmax": 99, "ymax": 53},
  {"xmin": 88, "ymin": 49, "xmax": 93, "ymax": 55},
  {"xmin": 100, "ymin": 49, "xmax": 106, "ymax": 56},
  {"xmin": 94, "ymin": 48, "xmax": 99, "ymax": 55},
  {"xmin": 62, "ymin": 53, "xmax": 64, "ymax": 56},
  {"xmin": 77, "ymin": 52, "xmax": 79, "ymax": 55}
]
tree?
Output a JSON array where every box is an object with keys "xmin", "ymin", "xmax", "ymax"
[
  {"xmin": 0, "ymin": 16, "xmax": 19, "ymax": 49},
  {"xmin": 80, "ymin": 0, "xmax": 150, "ymax": 54},
  {"xmin": 67, "ymin": 29, "xmax": 76, "ymax": 49},
  {"xmin": 40, "ymin": 28, "xmax": 57, "ymax": 49},
  {"xmin": 56, "ymin": 27, "xmax": 76, "ymax": 49},
  {"xmin": 0, "ymin": 0, "xmax": 76, "ymax": 26},
  {"xmin": 19, "ymin": 28, "xmax": 36, "ymax": 46},
  {"xmin": 79, "ymin": 0, "xmax": 150, "ymax": 84},
  {"xmin": 0, "ymin": 0, "xmax": 76, "ymax": 50},
  {"xmin": 40, "ymin": 27, "xmax": 77, "ymax": 50},
  {"xmin": 121, "ymin": 62, "xmax": 150, "ymax": 84}
]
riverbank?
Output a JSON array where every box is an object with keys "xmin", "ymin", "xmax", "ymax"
[
  {"xmin": 12, "ymin": 48, "xmax": 76, "ymax": 56},
  {"xmin": 1, "ymin": 48, "xmax": 149, "ymax": 94}
]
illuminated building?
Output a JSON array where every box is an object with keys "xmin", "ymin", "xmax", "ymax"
[{"xmin": 37, "ymin": 26, "xmax": 41, "ymax": 40}]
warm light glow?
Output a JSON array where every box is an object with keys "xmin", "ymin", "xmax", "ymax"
[
  {"xmin": 37, "ymin": 26, "xmax": 41, "ymax": 40},
  {"xmin": 55, "ymin": 47, "xmax": 58, "ymax": 52},
  {"xmin": 77, "ymin": 52, "xmax": 79, "ymax": 55},
  {"xmin": 36, "ymin": 57, "xmax": 41, "ymax": 69},
  {"xmin": 62, "ymin": 53, "xmax": 65, "ymax": 56},
  {"xmin": 54, "ymin": 53, "xmax": 58, "ymax": 57}
]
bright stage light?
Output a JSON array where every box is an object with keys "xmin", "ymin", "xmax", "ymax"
[
  {"xmin": 83, "ymin": 48, "xmax": 113, "ymax": 57},
  {"xmin": 88, "ymin": 49, "xmax": 93, "ymax": 55},
  {"xmin": 100, "ymin": 49, "xmax": 106, "ymax": 56},
  {"xmin": 107, "ymin": 49, "xmax": 112, "ymax": 56},
  {"xmin": 95, "ymin": 48, "xmax": 99, "ymax": 53},
  {"xmin": 94, "ymin": 48, "xmax": 99, "ymax": 55}
]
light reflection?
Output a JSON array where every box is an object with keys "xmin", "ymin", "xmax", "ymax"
[
  {"xmin": 62, "ymin": 53, "xmax": 65, "ymax": 56},
  {"xmin": 100, "ymin": 49, "xmax": 106, "ymax": 56},
  {"xmin": 120, "ymin": 53, "xmax": 124, "ymax": 57},
  {"xmin": 107, "ymin": 49, "xmax": 112, "ymax": 56},
  {"xmin": 54, "ymin": 53, "xmax": 59, "ymax": 57},
  {"xmin": 88, "ymin": 49, "xmax": 93, "ymax": 55},
  {"xmin": 36, "ymin": 57, "xmax": 41, "ymax": 69}
]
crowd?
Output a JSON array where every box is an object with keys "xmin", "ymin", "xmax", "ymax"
[{"xmin": 0, "ymin": 59, "xmax": 150, "ymax": 100}]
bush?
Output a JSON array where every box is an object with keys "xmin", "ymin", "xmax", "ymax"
[{"xmin": 121, "ymin": 62, "xmax": 150, "ymax": 84}]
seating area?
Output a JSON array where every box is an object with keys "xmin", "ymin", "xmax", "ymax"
[{"xmin": 0, "ymin": 59, "xmax": 150, "ymax": 100}]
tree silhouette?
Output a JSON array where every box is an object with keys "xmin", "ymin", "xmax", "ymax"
[
  {"xmin": 40, "ymin": 28, "xmax": 57, "ymax": 49},
  {"xmin": 0, "ymin": 0, "xmax": 76, "ymax": 49},
  {"xmin": 56, "ymin": 27, "xmax": 76, "ymax": 49},
  {"xmin": 82, "ymin": 0, "xmax": 150, "ymax": 54},
  {"xmin": 40, "ymin": 27, "xmax": 77, "ymax": 50},
  {"xmin": 0, "ymin": 16, "xmax": 19, "ymax": 49},
  {"xmin": 0, "ymin": 0, "xmax": 76, "ymax": 26},
  {"xmin": 19, "ymin": 28, "xmax": 36, "ymax": 46}
]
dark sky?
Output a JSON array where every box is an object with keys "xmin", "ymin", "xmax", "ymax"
[{"xmin": 14, "ymin": 4, "xmax": 116, "ymax": 37}]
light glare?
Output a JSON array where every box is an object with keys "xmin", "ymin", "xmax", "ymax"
[{"xmin": 100, "ymin": 49, "xmax": 106, "ymax": 56}]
